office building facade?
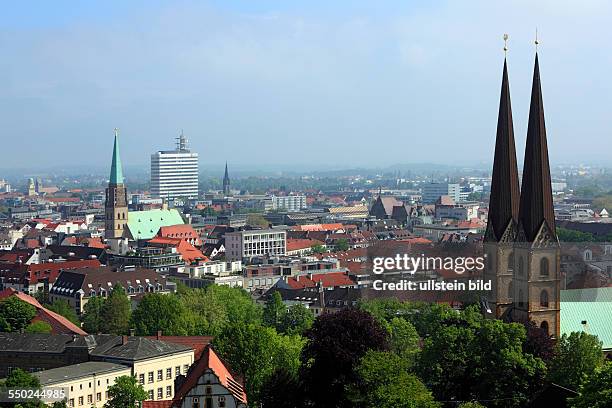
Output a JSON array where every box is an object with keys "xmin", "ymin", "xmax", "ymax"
[{"xmin": 151, "ymin": 133, "xmax": 199, "ymax": 199}]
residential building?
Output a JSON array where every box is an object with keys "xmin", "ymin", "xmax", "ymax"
[
  {"xmin": 151, "ymin": 133, "xmax": 199, "ymax": 199},
  {"xmin": 35, "ymin": 362, "xmax": 131, "ymax": 407},
  {"xmin": 48, "ymin": 266, "xmax": 172, "ymax": 315},
  {"xmin": 225, "ymin": 229, "xmax": 286, "ymax": 262},
  {"xmin": 271, "ymin": 195, "xmax": 307, "ymax": 212}
]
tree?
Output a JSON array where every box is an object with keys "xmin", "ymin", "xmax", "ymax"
[
  {"xmin": 388, "ymin": 317, "xmax": 420, "ymax": 363},
  {"xmin": 548, "ymin": 332, "xmax": 604, "ymax": 391},
  {"xmin": 416, "ymin": 307, "xmax": 546, "ymax": 408},
  {"xmin": 259, "ymin": 367, "xmax": 303, "ymax": 408},
  {"xmin": 100, "ymin": 283, "xmax": 131, "ymax": 335},
  {"xmin": 0, "ymin": 368, "xmax": 44, "ymax": 408},
  {"xmin": 131, "ymin": 293, "xmax": 192, "ymax": 335},
  {"xmin": 213, "ymin": 322, "xmax": 304, "ymax": 405},
  {"xmin": 246, "ymin": 213, "xmax": 269, "ymax": 228},
  {"xmin": 458, "ymin": 403, "xmax": 486, "ymax": 408},
  {"xmin": 521, "ymin": 320, "xmax": 555, "ymax": 362},
  {"xmin": 178, "ymin": 285, "xmax": 262, "ymax": 336},
  {"xmin": 82, "ymin": 296, "xmax": 105, "ymax": 333},
  {"xmin": 570, "ymin": 361, "xmax": 612, "ymax": 408},
  {"xmin": 25, "ymin": 321, "xmax": 52, "ymax": 333},
  {"xmin": 46, "ymin": 300, "xmax": 79, "ymax": 326},
  {"xmin": 300, "ymin": 308, "xmax": 389, "ymax": 408},
  {"xmin": 351, "ymin": 351, "xmax": 440, "ymax": 408},
  {"xmin": 104, "ymin": 375, "xmax": 147, "ymax": 408},
  {"xmin": 0, "ymin": 297, "xmax": 36, "ymax": 332},
  {"xmin": 335, "ymin": 238, "xmax": 349, "ymax": 251},
  {"xmin": 263, "ymin": 292, "xmax": 286, "ymax": 329},
  {"xmin": 311, "ymin": 244, "xmax": 325, "ymax": 254},
  {"xmin": 279, "ymin": 304, "xmax": 314, "ymax": 335}
]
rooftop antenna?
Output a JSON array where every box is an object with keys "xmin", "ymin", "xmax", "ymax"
[
  {"xmin": 503, "ymin": 33, "xmax": 509, "ymax": 57},
  {"xmin": 176, "ymin": 129, "xmax": 188, "ymax": 151}
]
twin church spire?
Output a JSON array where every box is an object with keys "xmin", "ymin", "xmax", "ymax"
[{"xmin": 486, "ymin": 48, "xmax": 556, "ymax": 244}]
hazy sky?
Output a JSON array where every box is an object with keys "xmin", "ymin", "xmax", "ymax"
[{"xmin": 1, "ymin": 0, "xmax": 611, "ymax": 170}]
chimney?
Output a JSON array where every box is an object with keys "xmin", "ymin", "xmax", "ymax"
[
  {"xmin": 122, "ymin": 335, "xmax": 128, "ymax": 345},
  {"xmin": 157, "ymin": 330, "xmax": 162, "ymax": 340}
]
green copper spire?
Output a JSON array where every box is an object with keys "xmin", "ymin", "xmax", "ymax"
[{"xmin": 109, "ymin": 128, "xmax": 124, "ymax": 185}]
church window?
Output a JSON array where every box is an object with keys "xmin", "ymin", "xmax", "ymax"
[
  {"xmin": 540, "ymin": 290, "xmax": 549, "ymax": 308},
  {"xmin": 540, "ymin": 258, "xmax": 549, "ymax": 276},
  {"xmin": 507, "ymin": 252, "xmax": 514, "ymax": 272}
]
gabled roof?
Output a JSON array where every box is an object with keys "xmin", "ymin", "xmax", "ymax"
[
  {"xmin": 285, "ymin": 271, "xmax": 356, "ymax": 289},
  {"xmin": 126, "ymin": 209, "xmax": 185, "ymax": 241},
  {"xmin": 0, "ymin": 288, "xmax": 87, "ymax": 335},
  {"xmin": 172, "ymin": 345, "xmax": 247, "ymax": 407},
  {"xmin": 91, "ymin": 336, "xmax": 192, "ymax": 361}
]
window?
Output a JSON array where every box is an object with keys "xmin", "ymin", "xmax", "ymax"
[
  {"xmin": 166, "ymin": 368, "xmax": 172, "ymax": 379},
  {"xmin": 540, "ymin": 258, "xmax": 549, "ymax": 276},
  {"xmin": 69, "ymin": 399, "xmax": 74, "ymax": 407},
  {"xmin": 219, "ymin": 396, "xmax": 226, "ymax": 407},
  {"xmin": 518, "ymin": 289, "xmax": 525, "ymax": 308},
  {"xmin": 192, "ymin": 397, "xmax": 199, "ymax": 408},
  {"xmin": 157, "ymin": 388, "xmax": 163, "ymax": 399},
  {"xmin": 540, "ymin": 290, "xmax": 549, "ymax": 308},
  {"xmin": 78, "ymin": 396, "xmax": 84, "ymax": 406},
  {"xmin": 166, "ymin": 385, "xmax": 172, "ymax": 397},
  {"xmin": 96, "ymin": 392, "xmax": 101, "ymax": 402},
  {"xmin": 540, "ymin": 321, "xmax": 549, "ymax": 335},
  {"xmin": 507, "ymin": 251, "xmax": 514, "ymax": 272},
  {"xmin": 184, "ymin": 364, "xmax": 189, "ymax": 373},
  {"xmin": 175, "ymin": 366, "xmax": 181, "ymax": 376},
  {"xmin": 139, "ymin": 373, "xmax": 145, "ymax": 384},
  {"xmin": 148, "ymin": 371, "xmax": 154, "ymax": 383},
  {"xmin": 148, "ymin": 390, "xmax": 154, "ymax": 400},
  {"xmin": 87, "ymin": 395, "xmax": 92, "ymax": 404},
  {"xmin": 157, "ymin": 370, "xmax": 163, "ymax": 381}
]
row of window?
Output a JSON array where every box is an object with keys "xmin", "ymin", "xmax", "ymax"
[
  {"xmin": 138, "ymin": 365, "xmax": 190, "ymax": 385},
  {"xmin": 68, "ymin": 392, "xmax": 105, "ymax": 407},
  {"xmin": 505, "ymin": 253, "xmax": 551, "ymax": 277}
]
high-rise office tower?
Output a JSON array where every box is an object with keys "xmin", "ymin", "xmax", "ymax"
[{"xmin": 151, "ymin": 132, "xmax": 199, "ymax": 199}]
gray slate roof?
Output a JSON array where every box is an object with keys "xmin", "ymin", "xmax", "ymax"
[{"xmin": 34, "ymin": 362, "xmax": 130, "ymax": 385}]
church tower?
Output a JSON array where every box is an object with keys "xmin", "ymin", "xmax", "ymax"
[
  {"xmin": 513, "ymin": 53, "xmax": 560, "ymax": 337},
  {"xmin": 222, "ymin": 162, "xmax": 231, "ymax": 196},
  {"xmin": 105, "ymin": 129, "xmax": 128, "ymax": 240},
  {"xmin": 484, "ymin": 55, "xmax": 521, "ymax": 319}
]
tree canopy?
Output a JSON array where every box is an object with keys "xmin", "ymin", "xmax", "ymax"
[{"xmin": 104, "ymin": 375, "xmax": 148, "ymax": 408}]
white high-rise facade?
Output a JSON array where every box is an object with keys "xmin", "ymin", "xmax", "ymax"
[{"xmin": 151, "ymin": 133, "xmax": 199, "ymax": 199}]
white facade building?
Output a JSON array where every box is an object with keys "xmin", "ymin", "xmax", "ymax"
[
  {"xmin": 421, "ymin": 183, "xmax": 461, "ymax": 203},
  {"xmin": 271, "ymin": 195, "xmax": 307, "ymax": 212},
  {"xmin": 151, "ymin": 133, "xmax": 199, "ymax": 199},
  {"xmin": 225, "ymin": 229, "xmax": 287, "ymax": 261}
]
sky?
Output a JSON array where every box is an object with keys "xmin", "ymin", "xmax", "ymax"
[{"xmin": 1, "ymin": 0, "xmax": 611, "ymax": 171}]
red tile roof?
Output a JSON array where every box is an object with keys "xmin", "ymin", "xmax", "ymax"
[
  {"xmin": 286, "ymin": 271, "xmax": 356, "ymax": 289},
  {"xmin": 147, "ymin": 237, "xmax": 208, "ymax": 264},
  {"xmin": 158, "ymin": 225, "xmax": 200, "ymax": 243},
  {"xmin": 292, "ymin": 223, "xmax": 345, "ymax": 232},
  {"xmin": 0, "ymin": 288, "xmax": 86, "ymax": 335},
  {"xmin": 143, "ymin": 401, "xmax": 173, "ymax": 408},
  {"xmin": 286, "ymin": 239, "xmax": 324, "ymax": 252},
  {"xmin": 171, "ymin": 345, "xmax": 247, "ymax": 407}
]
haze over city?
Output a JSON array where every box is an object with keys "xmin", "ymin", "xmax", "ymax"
[{"xmin": 2, "ymin": 0, "xmax": 612, "ymax": 170}]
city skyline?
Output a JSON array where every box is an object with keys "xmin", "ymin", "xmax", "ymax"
[{"xmin": 2, "ymin": 1, "xmax": 612, "ymax": 168}]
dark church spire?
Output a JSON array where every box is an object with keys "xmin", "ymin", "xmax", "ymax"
[
  {"xmin": 485, "ymin": 58, "xmax": 520, "ymax": 242},
  {"xmin": 518, "ymin": 53, "xmax": 556, "ymax": 242},
  {"xmin": 223, "ymin": 162, "xmax": 230, "ymax": 196}
]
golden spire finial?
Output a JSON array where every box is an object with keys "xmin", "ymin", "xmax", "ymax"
[
  {"xmin": 535, "ymin": 28, "xmax": 539, "ymax": 52},
  {"xmin": 503, "ymin": 33, "xmax": 509, "ymax": 56}
]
